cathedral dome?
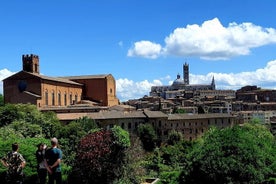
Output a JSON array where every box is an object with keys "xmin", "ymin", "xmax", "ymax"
[{"xmin": 172, "ymin": 74, "xmax": 184, "ymax": 86}]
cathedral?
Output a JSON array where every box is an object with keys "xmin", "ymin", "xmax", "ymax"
[{"xmin": 150, "ymin": 63, "xmax": 215, "ymax": 99}]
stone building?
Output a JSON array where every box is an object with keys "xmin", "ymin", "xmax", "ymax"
[
  {"xmin": 235, "ymin": 110, "xmax": 276, "ymax": 125},
  {"xmin": 3, "ymin": 54, "xmax": 119, "ymax": 108},
  {"xmin": 236, "ymin": 85, "xmax": 276, "ymax": 102},
  {"xmin": 151, "ymin": 113, "xmax": 235, "ymax": 141},
  {"xmin": 150, "ymin": 63, "xmax": 216, "ymax": 99},
  {"xmin": 56, "ymin": 109, "xmax": 236, "ymax": 141}
]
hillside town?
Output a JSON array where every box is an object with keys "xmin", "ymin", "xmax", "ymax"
[
  {"xmin": 2, "ymin": 54, "xmax": 276, "ymax": 141},
  {"xmin": 2, "ymin": 1, "xmax": 276, "ymax": 183}
]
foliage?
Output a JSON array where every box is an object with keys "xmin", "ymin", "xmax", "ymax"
[
  {"xmin": 0, "ymin": 104, "xmax": 61, "ymax": 138},
  {"xmin": 0, "ymin": 103, "xmax": 23, "ymax": 126},
  {"xmin": 6, "ymin": 120, "xmax": 43, "ymax": 138},
  {"xmin": 37, "ymin": 111, "xmax": 61, "ymax": 138},
  {"xmin": 167, "ymin": 130, "xmax": 183, "ymax": 145},
  {"xmin": 73, "ymin": 116, "xmax": 98, "ymax": 132},
  {"xmin": 72, "ymin": 127, "xmax": 130, "ymax": 183},
  {"xmin": 0, "ymin": 94, "xmax": 3, "ymax": 106},
  {"xmin": 142, "ymin": 140, "xmax": 194, "ymax": 183},
  {"xmin": 114, "ymin": 135, "xmax": 146, "ymax": 184},
  {"xmin": 173, "ymin": 108, "xmax": 186, "ymax": 114},
  {"xmin": 137, "ymin": 123, "xmax": 158, "ymax": 151},
  {"xmin": 111, "ymin": 125, "xmax": 131, "ymax": 148},
  {"xmin": 0, "ymin": 126, "xmax": 25, "ymax": 140},
  {"xmin": 0, "ymin": 137, "xmax": 49, "ymax": 183},
  {"xmin": 57, "ymin": 117, "xmax": 98, "ymax": 166},
  {"xmin": 182, "ymin": 124, "xmax": 276, "ymax": 184},
  {"xmin": 1, "ymin": 103, "xmax": 275, "ymax": 184},
  {"xmin": 159, "ymin": 171, "xmax": 181, "ymax": 184}
]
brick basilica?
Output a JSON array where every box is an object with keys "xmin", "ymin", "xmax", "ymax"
[{"xmin": 3, "ymin": 54, "xmax": 119, "ymax": 108}]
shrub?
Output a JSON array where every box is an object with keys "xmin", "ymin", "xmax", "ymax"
[{"xmin": 71, "ymin": 127, "xmax": 130, "ymax": 183}]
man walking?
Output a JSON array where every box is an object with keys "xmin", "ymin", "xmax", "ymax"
[
  {"xmin": 45, "ymin": 138, "xmax": 62, "ymax": 184},
  {"xmin": 1, "ymin": 143, "xmax": 26, "ymax": 184}
]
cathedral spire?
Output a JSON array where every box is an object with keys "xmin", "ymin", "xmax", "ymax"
[{"xmin": 211, "ymin": 76, "xmax": 215, "ymax": 90}]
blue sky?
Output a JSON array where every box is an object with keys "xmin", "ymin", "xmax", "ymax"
[{"xmin": 1, "ymin": 0, "xmax": 276, "ymax": 101}]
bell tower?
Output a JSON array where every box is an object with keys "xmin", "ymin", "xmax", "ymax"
[
  {"xmin": 183, "ymin": 62, "xmax": 189, "ymax": 85},
  {"xmin": 22, "ymin": 54, "xmax": 40, "ymax": 74}
]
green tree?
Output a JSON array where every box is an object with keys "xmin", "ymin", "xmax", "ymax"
[
  {"xmin": 182, "ymin": 124, "xmax": 276, "ymax": 184},
  {"xmin": 137, "ymin": 123, "xmax": 158, "ymax": 151},
  {"xmin": 0, "ymin": 104, "xmax": 61, "ymax": 138},
  {"xmin": 0, "ymin": 103, "xmax": 23, "ymax": 126},
  {"xmin": 173, "ymin": 108, "xmax": 186, "ymax": 114},
  {"xmin": 116, "ymin": 135, "xmax": 146, "ymax": 184},
  {"xmin": 0, "ymin": 94, "xmax": 4, "ymax": 106},
  {"xmin": 58, "ymin": 117, "xmax": 98, "ymax": 166},
  {"xmin": 0, "ymin": 137, "xmax": 49, "ymax": 183},
  {"xmin": 146, "ymin": 140, "xmax": 193, "ymax": 183},
  {"xmin": 167, "ymin": 130, "xmax": 183, "ymax": 145},
  {"xmin": 5, "ymin": 120, "xmax": 43, "ymax": 138}
]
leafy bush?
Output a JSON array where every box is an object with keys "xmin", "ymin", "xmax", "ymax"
[
  {"xmin": 182, "ymin": 124, "xmax": 276, "ymax": 184},
  {"xmin": 137, "ymin": 123, "xmax": 157, "ymax": 151},
  {"xmin": 167, "ymin": 130, "xmax": 183, "ymax": 145},
  {"xmin": 0, "ymin": 137, "xmax": 49, "ymax": 183},
  {"xmin": 111, "ymin": 125, "xmax": 131, "ymax": 148},
  {"xmin": 71, "ymin": 127, "xmax": 130, "ymax": 183},
  {"xmin": 160, "ymin": 170, "xmax": 181, "ymax": 184},
  {"xmin": 0, "ymin": 104, "xmax": 61, "ymax": 138}
]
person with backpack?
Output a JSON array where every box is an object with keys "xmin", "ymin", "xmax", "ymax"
[{"xmin": 1, "ymin": 143, "xmax": 26, "ymax": 184}]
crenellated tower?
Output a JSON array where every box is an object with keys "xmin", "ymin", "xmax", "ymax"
[{"xmin": 22, "ymin": 54, "xmax": 40, "ymax": 74}]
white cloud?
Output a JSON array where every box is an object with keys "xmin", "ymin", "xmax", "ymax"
[
  {"xmin": 127, "ymin": 40, "xmax": 162, "ymax": 59},
  {"xmin": 0, "ymin": 69, "xmax": 15, "ymax": 94},
  {"xmin": 116, "ymin": 78, "xmax": 162, "ymax": 101},
  {"xmin": 160, "ymin": 75, "xmax": 171, "ymax": 81},
  {"xmin": 128, "ymin": 18, "xmax": 276, "ymax": 60},
  {"xmin": 191, "ymin": 59, "xmax": 276, "ymax": 89},
  {"xmin": 117, "ymin": 60, "xmax": 276, "ymax": 101}
]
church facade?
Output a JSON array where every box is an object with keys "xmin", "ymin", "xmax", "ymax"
[
  {"xmin": 3, "ymin": 54, "xmax": 119, "ymax": 108},
  {"xmin": 150, "ymin": 63, "xmax": 215, "ymax": 99}
]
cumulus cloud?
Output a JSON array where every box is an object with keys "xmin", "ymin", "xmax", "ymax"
[
  {"xmin": 116, "ymin": 78, "xmax": 162, "ymax": 101},
  {"xmin": 0, "ymin": 69, "xmax": 15, "ymax": 94},
  {"xmin": 116, "ymin": 60, "xmax": 276, "ymax": 101},
  {"xmin": 127, "ymin": 18, "xmax": 276, "ymax": 60},
  {"xmin": 188, "ymin": 60, "xmax": 276, "ymax": 89},
  {"xmin": 127, "ymin": 40, "xmax": 162, "ymax": 59}
]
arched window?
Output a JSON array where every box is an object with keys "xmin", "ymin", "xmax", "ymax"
[
  {"xmin": 64, "ymin": 93, "xmax": 67, "ymax": 106},
  {"xmin": 75, "ymin": 94, "xmax": 78, "ymax": 104},
  {"xmin": 45, "ymin": 90, "xmax": 48, "ymax": 106},
  {"xmin": 52, "ymin": 90, "xmax": 55, "ymax": 106},
  {"xmin": 69, "ymin": 93, "xmax": 73, "ymax": 105},
  {"xmin": 128, "ymin": 122, "xmax": 131, "ymax": 129},
  {"xmin": 58, "ymin": 91, "xmax": 61, "ymax": 106}
]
